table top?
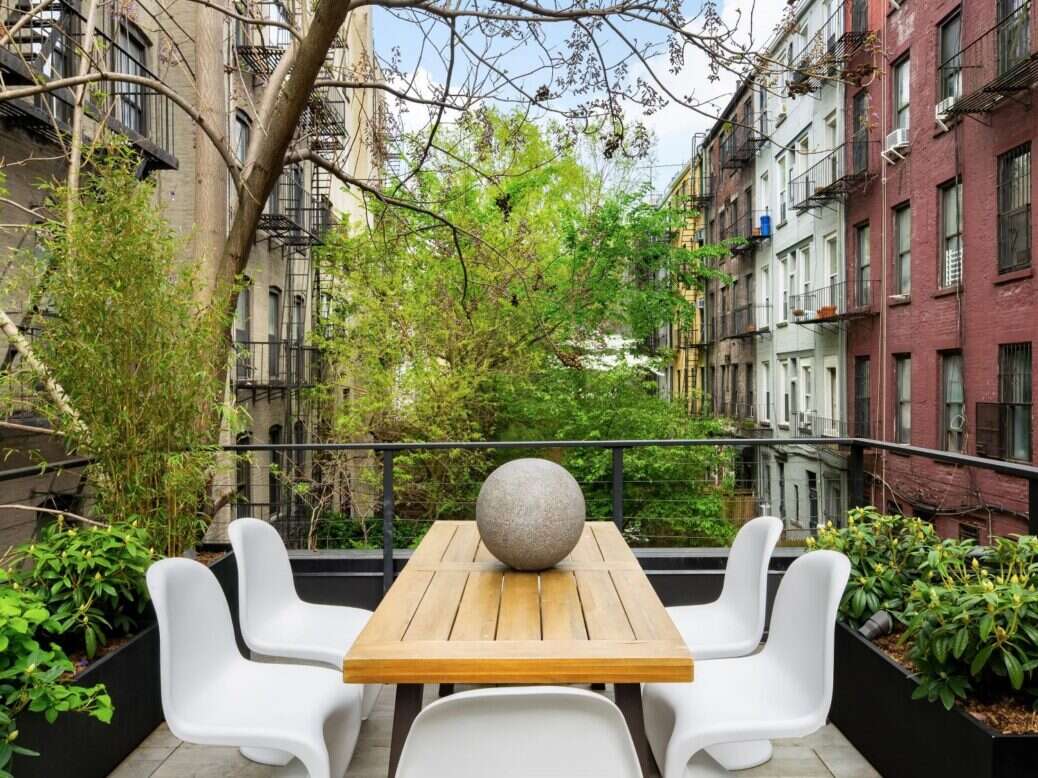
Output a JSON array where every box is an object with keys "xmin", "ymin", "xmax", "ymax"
[{"xmin": 342, "ymin": 520, "xmax": 694, "ymax": 684}]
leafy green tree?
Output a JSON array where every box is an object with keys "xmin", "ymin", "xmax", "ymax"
[{"xmin": 314, "ymin": 112, "xmax": 734, "ymax": 544}]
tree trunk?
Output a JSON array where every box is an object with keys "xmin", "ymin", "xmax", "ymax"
[{"xmin": 195, "ymin": 0, "xmax": 229, "ymax": 293}]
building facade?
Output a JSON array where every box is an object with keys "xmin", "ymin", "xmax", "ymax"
[
  {"xmin": 0, "ymin": 0, "xmax": 380, "ymax": 546},
  {"xmin": 845, "ymin": 0, "xmax": 1038, "ymax": 540}
]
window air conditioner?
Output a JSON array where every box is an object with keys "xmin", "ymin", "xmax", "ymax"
[
  {"xmin": 882, "ymin": 128, "xmax": 910, "ymax": 164},
  {"xmin": 935, "ymin": 97, "xmax": 957, "ymax": 131}
]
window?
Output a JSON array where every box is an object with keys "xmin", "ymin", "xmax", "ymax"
[
  {"xmin": 997, "ymin": 144, "xmax": 1031, "ymax": 273},
  {"xmin": 761, "ymin": 265, "xmax": 771, "ymax": 326},
  {"xmin": 894, "ymin": 204, "xmax": 911, "ymax": 294},
  {"xmin": 999, "ymin": 343, "xmax": 1032, "ymax": 460},
  {"xmin": 998, "ymin": 0, "xmax": 1031, "ymax": 76},
  {"xmin": 781, "ymin": 361, "xmax": 790, "ymax": 424},
  {"xmin": 778, "ymin": 157, "xmax": 788, "ymax": 223},
  {"xmin": 893, "ymin": 57, "xmax": 910, "ymax": 131},
  {"xmin": 787, "ymin": 259, "xmax": 796, "ymax": 318},
  {"xmin": 942, "ymin": 352, "xmax": 965, "ymax": 452},
  {"xmin": 234, "ymin": 282, "xmax": 251, "ymax": 380},
  {"xmin": 940, "ymin": 180, "xmax": 963, "ymax": 287},
  {"xmin": 895, "ymin": 355, "xmax": 912, "ymax": 444},
  {"xmin": 825, "ymin": 233, "xmax": 839, "ymax": 287},
  {"xmin": 854, "ymin": 356, "xmax": 871, "ymax": 437},
  {"xmin": 778, "ymin": 255, "xmax": 788, "ymax": 320},
  {"xmin": 856, "ymin": 224, "xmax": 871, "ymax": 306},
  {"xmin": 827, "ymin": 366, "xmax": 838, "ymax": 425},
  {"xmin": 824, "ymin": 478, "xmax": 842, "ymax": 525},
  {"xmin": 939, "ymin": 12, "xmax": 962, "ymax": 101},
  {"xmin": 268, "ymin": 425, "xmax": 283, "ymax": 513},
  {"xmin": 235, "ymin": 111, "xmax": 252, "ymax": 162},
  {"xmin": 807, "ymin": 471, "xmax": 819, "ymax": 529},
  {"xmin": 851, "ymin": 90, "xmax": 870, "ymax": 173},
  {"xmin": 959, "ymin": 523, "xmax": 981, "ymax": 542},
  {"xmin": 778, "ymin": 461, "xmax": 786, "ymax": 518},
  {"xmin": 116, "ymin": 26, "xmax": 148, "ymax": 134},
  {"xmin": 790, "ymin": 358, "xmax": 800, "ymax": 418},
  {"xmin": 762, "ymin": 361, "xmax": 771, "ymax": 422},
  {"xmin": 802, "ymin": 362, "xmax": 813, "ymax": 419},
  {"xmin": 800, "ymin": 246, "xmax": 812, "ymax": 300},
  {"xmin": 760, "ymin": 172, "xmax": 769, "ymax": 213},
  {"xmin": 268, "ymin": 287, "xmax": 282, "ymax": 380}
]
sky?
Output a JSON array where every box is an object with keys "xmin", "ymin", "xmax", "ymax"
[{"xmin": 371, "ymin": 0, "xmax": 787, "ymax": 192}]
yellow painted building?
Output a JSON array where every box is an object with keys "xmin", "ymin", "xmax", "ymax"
[{"xmin": 660, "ymin": 152, "xmax": 711, "ymax": 416}]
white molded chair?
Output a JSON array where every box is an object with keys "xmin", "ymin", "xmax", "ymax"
[
  {"xmin": 147, "ymin": 558, "xmax": 363, "ymax": 778},
  {"xmin": 666, "ymin": 515, "xmax": 783, "ymax": 660},
  {"xmin": 396, "ymin": 686, "xmax": 641, "ymax": 778},
  {"xmin": 643, "ymin": 550, "xmax": 851, "ymax": 778},
  {"xmin": 229, "ymin": 517, "xmax": 379, "ymax": 717}
]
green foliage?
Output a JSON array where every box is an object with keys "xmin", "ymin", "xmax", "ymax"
[
  {"xmin": 3, "ymin": 145, "xmax": 232, "ymax": 554},
  {"xmin": 315, "ymin": 111, "xmax": 736, "ymax": 543},
  {"xmin": 0, "ymin": 570, "xmax": 111, "ymax": 777},
  {"xmin": 810, "ymin": 507, "xmax": 956, "ymax": 628},
  {"xmin": 11, "ymin": 520, "xmax": 155, "ymax": 659},
  {"xmin": 902, "ymin": 536, "xmax": 1038, "ymax": 711}
]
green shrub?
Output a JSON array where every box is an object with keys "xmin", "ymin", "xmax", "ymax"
[
  {"xmin": 810, "ymin": 507, "xmax": 966, "ymax": 628},
  {"xmin": 0, "ymin": 570, "xmax": 112, "ymax": 777},
  {"xmin": 902, "ymin": 536, "xmax": 1038, "ymax": 710},
  {"xmin": 12, "ymin": 520, "xmax": 155, "ymax": 659}
]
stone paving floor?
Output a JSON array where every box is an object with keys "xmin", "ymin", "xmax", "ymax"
[{"xmin": 109, "ymin": 685, "xmax": 883, "ymax": 778}]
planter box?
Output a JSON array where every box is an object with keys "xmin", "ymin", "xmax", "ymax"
[
  {"xmin": 12, "ymin": 553, "xmax": 238, "ymax": 778},
  {"xmin": 831, "ymin": 622, "xmax": 1038, "ymax": 778}
]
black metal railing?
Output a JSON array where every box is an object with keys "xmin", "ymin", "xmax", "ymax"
[
  {"xmin": 0, "ymin": 0, "xmax": 177, "ymax": 170},
  {"xmin": 789, "ymin": 279, "xmax": 879, "ymax": 323},
  {"xmin": 221, "ymin": 437, "xmax": 1038, "ymax": 593},
  {"xmin": 787, "ymin": 0, "xmax": 874, "ymax": 96},
  {"xmin": 721, "ymin": 210, "xmax": 770, "ymax": 250},
  {"xmin": 720, "ymin": 114, "xmax": 767, "ymax": 170},
  {"xmin": 719, "ymin": 303, "xmax": 769, "ymax": 339},
  {"xmin": 939, "ymin": 3, "xmax": 1038, "ymax": 116},
  {"xmin": 231, "ymin": 339, "xmax": 322, "ymax": 389},
  {"xmin": 791, "ymin": 412, "xmax": 874, "ymax": 439},
  {"xmin": 790, "ymin": 140, "xmax": 876, "ymax": 212},
  {"xmin": 690, "ymin": 175, "xmax": 714, "ymax": 208},
  {"xmin": 259, "ymin": 174, "xmax": 336, "ymax": 245}
]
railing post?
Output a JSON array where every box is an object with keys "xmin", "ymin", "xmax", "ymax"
[
  {"xmin": 611, "ymin": 447, "xmax": 624, "ymax": 530},
  {"xmin": 382, "ymin": 450, "xmax": 394, "ymax": 596},
  {"xmin": 848, "ymin": 442, "xmax": 865, "ymax": 510},
  {"xmin": 1029, "ymin": 479, "xmax": 1038, "ymax": 536}
]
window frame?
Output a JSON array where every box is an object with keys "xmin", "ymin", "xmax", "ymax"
[
  {"xmin": 893, "ymin": 203, "xmax": 912, "ymax": 294},
  {"xmin": 997, "ymin": 143, "xmax": 1032, "ymax": 274},
  {"xmin": 895, "ymin": 354, "xmax": 912, "ymax": 444}
]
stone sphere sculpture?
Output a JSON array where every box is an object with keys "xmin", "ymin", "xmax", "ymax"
[{"xmin": 475, "ymin": 458, "xmax": 586, "ymax": 571}]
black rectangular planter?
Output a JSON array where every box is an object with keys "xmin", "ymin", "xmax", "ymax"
[
  {"xmin": 12, "ymin": 553, "xmax": 238, "ymax": 778},
  {"xmin": 831, "ymin": 622, "xmax": 1038, "ymax": 778}
]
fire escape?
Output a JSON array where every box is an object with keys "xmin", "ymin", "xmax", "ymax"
[
  {"xmin": 0, "ymin": 0, "xmax": 178, "ymax": 173},
  {"xmin": 787, "ymin": 0, "xmax": 874, "ymax": 97}
]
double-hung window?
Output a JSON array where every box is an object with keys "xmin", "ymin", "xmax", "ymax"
[
  {"xmin": 895, "ymin": 355, "xmax": 912, "ymax": 444},
  {"xmin": 942, "ymin": 352, "xmax": 965, "ymax": 452},
  {"xmin": 893, "ymin": 58, "xmax": 910, "ymax": 131},
  {"xmin": 940, "ymin": 181, "xmax": 964, "ymax": 287},
  {"xmin": 939, "ymin": 13, "xmax": 962, "ymax": 102},
  {"xmin": 894, "ymin": 204, "xmax": 911, "ymax": 294},
  {"xmin": 999, "ymin": 343, "xmax": 1032, "ymax": 461},
  {"xmin": 997, "ymin": 144, "xmax": 1031, "ymax": 274}
]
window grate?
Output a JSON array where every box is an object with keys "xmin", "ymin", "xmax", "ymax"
[{"xmin": 998, "ymin": 143, "xmax": 1032, "ymax": 273}]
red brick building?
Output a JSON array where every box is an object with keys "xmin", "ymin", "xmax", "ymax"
[{"xmin": 846, "ymin": 0, "xmax": 1038, "ymax": 540}]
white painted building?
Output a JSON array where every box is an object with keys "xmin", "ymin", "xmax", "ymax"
[{"xmin": 752, "ymin": 0, "xmax": 868, "ymax": 532}]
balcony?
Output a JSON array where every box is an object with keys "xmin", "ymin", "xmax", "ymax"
[
  {"xmin": 791, "ymin": 412, "xmax": 874, "ymax": 439},
  {"xmin": 719, "ymin": 303, "xmax": 770, "ymax": 339},
  {"xmin": 789, "ymin": 279, "xmax": 879, "ymax": 324},
  {"xmin": 939, "ymin": 3, "xmax": 1038, "ymax": 116},
  {"xmin": 231, "ymin": 339, "xmax": 322, "ymax": 392},
  {"xmin": 258, "ymin": 174, "xmax": 337, "ymax": 246},
  {"xmin": 689, "ymin": 175, "xmax": 714, "ymax": 209},
  {"xmin": 790, "ymin": 138, "xmax": 876, "ymax": 213},
  {"xmin": 719, "ymin": 114, "xmax": 767, "ymax": 170},
  {"xmin": 720, "ymin": 210, "xmax": 771, "ymax": 253},
  {"xmin": 787, "ymin": 0, "xmax": 875, "ymax": 96},
  {"xmin": 0, "ymin": 0, "xmax": 177, "ymax": 171}
]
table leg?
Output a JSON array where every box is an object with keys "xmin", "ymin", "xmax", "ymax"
[
  {"xmin": 388, "ymin": 684, "xmax": 424, "ymax": 778},
  {"xmin": 614, "ymin": 683, "xmax": 658, "ymax": 778}
]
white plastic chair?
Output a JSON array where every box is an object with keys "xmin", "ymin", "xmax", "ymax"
[
  {"xmin": 229, "ymin": 517, "xmax": 379, "ymax": 717},
  {"xmin": 395, "ymin": 686, "xmax": 642, "ymax": 778},
  {"xmin": 666, "ymin": 515, "xmax": 784, "ymax": 660},
  {"xmin": 146, "ymin": 558, "xmax": 363, "ymax": 778},
  {"xmin": 643, "ymin": 550, "xmax": 851, "ymax": 778}
]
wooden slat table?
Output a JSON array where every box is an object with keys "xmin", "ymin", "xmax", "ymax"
[{"xmin": 343, "ymin": 520, "xmax": 693, "ymax": 777}]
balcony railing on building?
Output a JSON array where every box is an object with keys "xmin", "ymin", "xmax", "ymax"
[
  {"xmin": 787, "ymin": 0, "xmax": 874, "ymax": 96},
  {"xmin": 720, "ymin": 210, "xmax": 772, "ymax": 253},
  {"xmin": 232, "ymin": 339, "xmax": 321, "ymax": 393},
  {"xmin": 791, "ymin": 412, "xmax": 874, "ymax": 440},
  {"xmin": 0, "ymin": 0, "xmax": 176, "ymax": 171},
  {"xmin": 790, "ymin": 138, "xmax": 876, "ymax": 213},
  {"xmin": 789, "ymin": 279, "xmax": 879, "ymax": 323},
  {"xmin": 938, "ymin": 3, "xmax": 1038, "ymax": 117},
  {"xmin": 689, "ymin": 175, "xmax": 714, "ymax": 209},
  {"xmin": 259, "ymin": 174, "xmax": 336, "ymax": 246},
  {"xmin": 719, "ymin": 303, "xmax": 770, "ymax": 340},
  {"xmin": 719, "ymin": 113, "xmax": 767, "ymax": 170}
]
